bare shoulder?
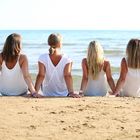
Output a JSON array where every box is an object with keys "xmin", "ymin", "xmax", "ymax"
[
  {"xmin": 104, "ymin": 60, "xmax": 110, "ymax": 66},
  {"xmin": 121, "ymin": 57, "xmax": 127, "ymax": 69},
  {"xmin": 121, "ymin": 57, "xmax": 127, "ymax": 65},
  {"xmin": 103, "ymin": 60, "xmax": 110, "ymax": 71},
  {"xmin": 20, "ymin": 54, "xmax": 28, "ymax": 60},
  {"xmin": 19, "ymin": 54, "xmax": 28, "ymax": 65},
  {"xmin": 82, "ymin": 58, "xmax": 87, "ymax": 65}
]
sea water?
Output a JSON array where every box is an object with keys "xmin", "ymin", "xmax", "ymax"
[{"xmin": 0, "ymin": 30, "xmax": 140, "ymax": 79}]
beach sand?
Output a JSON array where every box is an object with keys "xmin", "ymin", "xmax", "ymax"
[{"xmin": 0, "ymin": 97, "xmax": 140, "ymax": 140}]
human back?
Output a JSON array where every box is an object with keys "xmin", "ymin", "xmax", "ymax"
[
  {"xmin": 80, "ymin": 41, "xmax": 115, "ymax": 96},
  {"xmin": 85, "ymin": 60, "xmax": 108, "ymax": 96},
  {"xmin": 35, "ymin": 33, "xmax": 80, "ymax": 98},
  {"xmin": 115, "ymin": 39, "xmax": 140, "ymax": 97},
  {"xmin": 0, "ymin": 33, "xmax": 36, "ymax": 96}
]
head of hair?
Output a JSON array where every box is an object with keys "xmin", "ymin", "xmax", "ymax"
[
  {"xmin": 87, "ymin": 41, "xmax": 104, "ymax": 79},
  {"xmin": 1, "ymin": 33, "xmax": 21, "ymax": 62},
  {"xmin": 126, "ymin": 39, "xmax": 140, "ymax": 68},
  {"xmin": 48, "ymin": 33, "xmax": 62, "ymax": 55}
]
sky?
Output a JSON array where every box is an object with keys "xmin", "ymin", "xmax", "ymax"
[{"xmin": 0, "ymin": 0, "xmax": 140, "ymax": 30}]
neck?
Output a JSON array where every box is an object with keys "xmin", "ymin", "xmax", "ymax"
[{"xmin": 54, "ymin": 48, "xmax": 61, "ymax": 55}]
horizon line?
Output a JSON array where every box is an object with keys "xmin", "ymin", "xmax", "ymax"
[{"xmin": 0, "ymin": 29, "xmax": 140, "ymax": 31}]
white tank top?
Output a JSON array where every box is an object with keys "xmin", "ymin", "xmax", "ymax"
[
  {"xmin": 84, "ymin": 69, "xmax": 107, "ymax": 96},
  {"xmin": 121, "ymin": 68, "xmax": 140, "ymax": 97},
  {"xmin": 0, "ymin": 56, "xmax": 28, "ymax": 95},
  {"xmin": 38, "ymin": 53, "xmax": 72, "ymax": 96}
]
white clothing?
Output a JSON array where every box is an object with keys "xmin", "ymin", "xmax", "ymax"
[
  {"xmin": 0, "ymin": 57, "xmax": 28, "ymax": 96},
  {"xmin": 84, "ymin": 70, "xmax": 107, "ymax": 96},
  {"xmin": 121, "ymin": 68, "xmax": 140, "ymax": 97},
  {"xmin": 38, "ymin": 53, "xmax": 72, "ymax": 96}
]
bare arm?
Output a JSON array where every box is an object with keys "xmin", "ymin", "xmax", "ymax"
[
  {"xmin": 104, "ymin": 61, "xmax": 115, "ymax": 94},
  {"xmin": 114, "ymin": 58, "xmax": 127, "ymax": 95},
  {"xmin": 80, "ymin": 58, "xmax": 88, "ymax": 95},
  {"xmin": 20, "ymin": 55, "xmax": 36, "ymax": 94},
  {"xmin": 64, "ymin": 62, "xmax": 80, "ymax": 98},
  {"xmin": 35, "ymin": 62, "xmax": 45, "ymax": 93}
]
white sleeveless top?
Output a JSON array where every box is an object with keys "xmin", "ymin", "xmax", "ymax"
[
  {"xmin": 121, "ymin": 68, "xmax": 140, "ymax": 97},
  {"xmin": 0, "ymin": 57, "xmax": 28, "ymax": 95},
  {"xmin": 38, "ymin": 53, "xmax": 72, "ymax": 96},
  {"xmin": 84, "ymin": 70, "xmax": 107, "ymax": 96}
]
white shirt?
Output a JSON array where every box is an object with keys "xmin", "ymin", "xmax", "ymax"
[
  {"xmin": 0, "ymin": 57, "xmax": 28, "ymax": 95},
  {"xmin": 38, "ymin": 53, "xmax": 72, "ymax": 96},
  {"xmin": 121, "ymin": 68, "xmax": 140, "ymax": 97},
  {"xmin": 84, "ymin": 70, "xmax": 107, "ymax": 96}
]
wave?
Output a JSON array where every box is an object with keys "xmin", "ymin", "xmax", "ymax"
[
  {"xmin": 79, "ymin": 38, "xmax": 114, "ymax": 41},
  {"xmin": 22, "ymin": 42, "xmax": 87, "ymax": 46}
]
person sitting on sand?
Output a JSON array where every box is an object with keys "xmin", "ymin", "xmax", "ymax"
[
  {"xmin": 114, "ymin": 39, "xmax": 140, "ymax": 97},
  {"xmin": 79, "ymin": 41, "xmax": 115, "ymax": 96},
  {"xmin": 0, "ymin": 33, "xmax": 37, "ymax": 96},
  {"xmin": 35, "ymin": 33, "xmax": 80, "ymax": 98}
]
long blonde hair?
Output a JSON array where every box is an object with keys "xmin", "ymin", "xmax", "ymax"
[
  {"xmin": 87, "ymin": 41, "xmax": 104, "ymax": 79},
  {"xmin": 126, "ymin": 39, "xmax": 140, "ymax": 68}
]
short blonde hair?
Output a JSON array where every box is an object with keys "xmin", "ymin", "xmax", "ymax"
[
  {"xmin": 87, "ymin": 41, "xmax": 104, "ymax": 79},
  {"xmin": 126, "ymin": 39, "xmax": 140, "ymax": 69}
]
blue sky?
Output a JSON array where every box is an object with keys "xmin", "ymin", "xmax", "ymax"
[{"xmin": 0, "ymin": 0, "xmax": 140, "ymax": 30}]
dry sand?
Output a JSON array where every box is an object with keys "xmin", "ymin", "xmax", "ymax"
[{"xmin": 0, "ymin": 97, "xmax": 140, "ymax": 140}]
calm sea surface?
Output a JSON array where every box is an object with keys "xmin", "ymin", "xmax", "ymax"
[{"xmin": 0, "ymin": 30, "xmax": 140, "ymax": 79}]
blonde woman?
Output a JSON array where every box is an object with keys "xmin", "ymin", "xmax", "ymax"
[
  {"xmin": 35, "ymin": 33, "xmax": 80, "ymax": 98},
  {"xmin": 115, "ymin": 39, "xmax": 140, "ymax": 97},
  {"xmin": 79, "ymin": 41, "xmax": 115, "ymax": 96}
]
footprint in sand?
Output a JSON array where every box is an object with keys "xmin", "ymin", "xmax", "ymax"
[
  {"xmin": 136, "ymin": 129, "xmax": 140, "ymax": 132},
  {"xmin": 63, "ymin": 128, "xmax": 67, "ymax": 130},
  {"xmin": 50, "ymin": 111, "xmax": 57, "ymax": 114},
  {"xmin": 121, "ymin": 126, "xmax": 124, "ymax": 130},
  {"xmin": 59, "ymin": 110, "xmax": 66, "ymax": 114},
  {"xmin": 86, "ymin": 116, "xmax": 96, "ymax": 120},
  {"xmin": 78, "ymin": 108, "xmax": 84, "ymax": 111},
  {"xmin": 66, "ymin": 106, "xmax": 73, "ymax": 109},
  {"xmin": 60, "ymin": 120, "xmax": 65, "ymax": 123},
  {"xmin": 17, "ymin": 112, "xmax": 27, "ymax": 114},
  {"xmin": 29, "ymin": 125, "xmax": 36, "ymax": 129},
  {"xmin": 85, "ymin": 116, "xmax": 90, "ymax": 119},
  {"xmin": 82, "ymin": 123, "xmax": 95, "ymax": 128},
  {"xmin": 114, "ymin": 106, "xmax": 125, "ymax": 109}
]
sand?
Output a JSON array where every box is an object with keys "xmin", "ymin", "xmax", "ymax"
[{"xmin": 0, "ymin": 97, "xmax": 140, "ymax": 140}]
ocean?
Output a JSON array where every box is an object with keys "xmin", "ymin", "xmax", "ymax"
[{"xmin": 0, "ymin": 30, "xmax": 140, "ymax": 80}]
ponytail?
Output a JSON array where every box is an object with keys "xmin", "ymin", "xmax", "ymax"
[{"xmin": 49, "ymin": 47, "xmax": 56, "ymax": 55}]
